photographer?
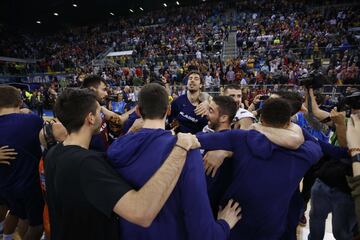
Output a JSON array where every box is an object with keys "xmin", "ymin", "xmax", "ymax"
[
  {"xmin": 347, "ymin": 114, "xmax": 360, "ymax": 234},
  {"xmin": 305, "ymin": 88, "xmax": 347, "ymax": 146},
  {"xmin": 304, "ymin": 86, "xmax": 359, "ymax": 240},
  {"xmin": 107, "ymin": 92, "xmax": 126, "ymax": 115}
]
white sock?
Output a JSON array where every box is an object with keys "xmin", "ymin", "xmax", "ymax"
[{"xmin": 3, "ymin": 233, "xmax": 13, "ymax": 240}]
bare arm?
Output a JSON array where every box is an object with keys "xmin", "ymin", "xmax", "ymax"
[
  {"xmin": 305, "ymin": 88, "xmax": 330, "ymax": 123},
  {"xmin": 39, "ymin": 120, "xmax": 68, "ymax": 149},
  {"xmin": 19, "ymin": 108, "xmax": 32, "ymax": 114},
  {"xmin": 347, "ymin": 114, "xmax": 360, "ymax": 176},
  {"xmin": 330, "ymin": 107, "xmax": 347, "ymax": 147},
  {"xmin": 346, "ymin": 114, "xmax": 360, "ymax": 236},
  {"xmin": 248, "ymin": 95, "xmax": 261, "ymax": 112},
  {"xmin": 101, "ymin": 106, "xmax": 135, "ymax": 125},
  {"xmin": 113, "ymin": 133, "xmax": 200, "ymax": 227},
  {"xmin": 234, "ymin": 118, "xmax": 254, "ymax": 130},
  {"xmin": 251, "ymin": 122, "xmax": 305, "ymax": 150}
]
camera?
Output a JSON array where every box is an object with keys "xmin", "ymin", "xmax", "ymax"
[
  {"xmin": 337, "ymin": 91, "xmax": 360, "ymax": 117},
  {"xmin": 259, "ymin": 95, "xmax": 270, "ymax": 101},
  {"xmin": 108, "ymin": 95, "xmax": 118, "ymax": 101},
  {"xmin": 299, "ymin": 70, "xmax": 325, "ymax": 89}
]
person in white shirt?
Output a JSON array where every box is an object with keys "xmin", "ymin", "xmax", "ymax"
[
  {"xmin": 240, "ymin": 78, "xmax": 248, "ymax": 86},
  {"xmin": 204, "ymin": 72, "xmax": 214, "ymax": 91},
  {"xmin": 226, "ymin": 67, "xmax": 235, "ymax": 83},
  {"xmin": 223, "ymin": 85, "xmax": 255, "ymax": 129},
  {"xmin": 196, "ymin": 50, "xmax": 202, "ymax": 60}
]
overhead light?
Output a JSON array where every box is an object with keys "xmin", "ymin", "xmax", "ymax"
[
  {"xmin": 36, "ymin": 21, "xmax": 41, "ymax": 24},
  {"xmin": 176, "ymin": 1, "xmax": 180, "ymax": 5},
  {"xmin": 130, "ymin": 9, "xmax": 134, "ymax": 13},
  {"xmin": 139, "ymin": 7, "xmax": 144, "ymax": 11},
  {"xmin": 53, "ymin": 12, "xmax": 59, "ymax": 16},
  {"xmin": 110, "ymin": 12, "xmax": 115, "ymax": 16},
  {"xmin": 72, "ymin": 3, "xmax": 78, "ymax": 7},
  {"xmin": 202, "ymin": 0, "xmax": 206, "ymax": 1},
  {"xmin": 163, "ymin": 3, "xmax": 167, "ymax": 7}
]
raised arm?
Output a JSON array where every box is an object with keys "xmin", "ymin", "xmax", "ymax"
[
  {"xmin": 305, "ymin": 88, "xmax": 330, "ymax": 122},
  {"xmin": 248, "ymin": 94, "xmax": 261, "ymax": 112},
  {"xmin": 346, "ymin": 114, "xmax": 360, "ymax": 235},
  {"xmin": 330, "ymin": 107, "xmax": 347, "ymax": 147},
  {"xmin": 113, "ymin": 133, "xmax": 200, "ymax": 227},
  {"xmin": 347, "ymin": 114, "xmax": 360, "ymax": 176}
]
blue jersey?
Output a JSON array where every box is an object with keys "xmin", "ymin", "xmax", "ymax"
[
  {"xmin": 168, "ymin": 94, "xmax": 208, "ymax": 134},
  {"xmin": 0, "ymin": 113, "xmax": 43, "ymax": 192},
  {"xmin": 197, "ymin": 130, "xmax": 323, "ymax": 240}
]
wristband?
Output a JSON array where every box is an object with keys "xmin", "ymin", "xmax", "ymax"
[
  {"xmin": 352, "ymin": 154, "xmax": 360, "ymax": 163},
  {"xmin": 175, "ymin": 144, "xmax": 188, "ymax": 152}
]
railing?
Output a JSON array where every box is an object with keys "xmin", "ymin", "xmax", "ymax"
[
  {"xmin": 104, "ymin": 53, "xmax": 223, "ymax": 68},
  {"xmin": 111, "ymin": 84, "xmax": 360, "ymax": 95}
]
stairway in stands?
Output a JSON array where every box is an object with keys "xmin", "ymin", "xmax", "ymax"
[{"xmin": 222, "ymin": 31, "xmax": 238, "ymax": 62}]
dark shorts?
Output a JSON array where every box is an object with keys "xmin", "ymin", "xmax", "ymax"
[{"xmin": 2, "ymin": 184, "xmax": 44, "ymax": 226}]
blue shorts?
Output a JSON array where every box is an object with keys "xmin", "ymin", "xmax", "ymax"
[{"xmin": 2, "ymin": 184, "xmax": 44, "ymax": 226}]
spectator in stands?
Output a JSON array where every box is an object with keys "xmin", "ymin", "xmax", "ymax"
[
  {"xmin": 226, "ymin": 66, "xmax": 235, "ymax": 84},
  {"xmin": 204, "ymin": 71, "xmax": 214, "ymax": 92},
  {"xmin": 31, "ymin": 90, "xmax": 44, "ymax": 118}
]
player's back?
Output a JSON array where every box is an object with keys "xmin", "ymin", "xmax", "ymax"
[{"xmin": 0, "ymin": 113, "xmax": 43, "ymax": 191}]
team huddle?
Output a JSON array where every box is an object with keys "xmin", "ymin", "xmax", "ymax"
[{"xmin": 0, "ymin": 71, "xmax": 358, "ymax": 240}]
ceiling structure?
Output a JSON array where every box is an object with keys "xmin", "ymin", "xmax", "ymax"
[{"xmin": 0, "ymin": 0, "xmax": 208, "ymax": 32}]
